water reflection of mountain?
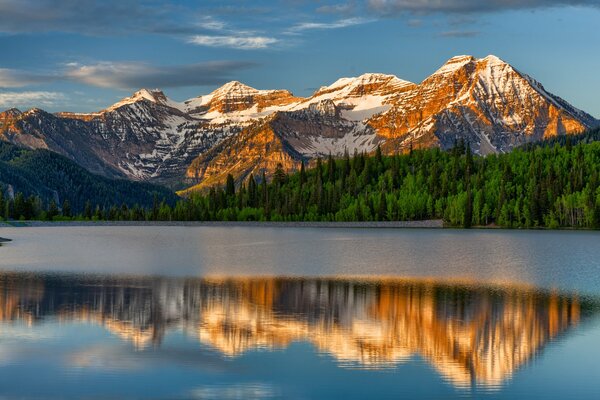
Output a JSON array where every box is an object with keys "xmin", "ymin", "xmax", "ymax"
[{"xmin": 0, "ymin": 273, "xmax": 591, "ymax": 388}]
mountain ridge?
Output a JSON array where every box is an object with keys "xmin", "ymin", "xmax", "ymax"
[{"xmin": 1, "ymin": 54, "xmax": 597, "ymax": 191}]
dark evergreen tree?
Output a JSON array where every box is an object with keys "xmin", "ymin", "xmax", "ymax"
[
  {"xmin": 225, "ymin": 174, "xmax": 235, "ymax": 197},
  {"xmin": 62, "ymin": 199, "xmax": 72, "ymax": 218},
  {"xmin": 47, "ymin": 200, "xmax": 59, "ymax": 220},
  {"xmin": 84, "ymin": 200, "xmax": 92, "ymax": 220}
]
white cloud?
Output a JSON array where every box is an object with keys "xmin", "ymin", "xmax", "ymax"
[
  {"xmin": 287, "ymin": 17, "xmax": 373, "ymax": 33},
  {"xmin": 187, "ymin": 35, "xmax": 278, "ymax": 49},
  {"xmin": 0, "ymin": 91, "xmax": 66, "ymax": 108}
]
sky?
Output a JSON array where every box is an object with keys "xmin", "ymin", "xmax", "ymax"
[{"xmin": 0, "ymin": 0, "xmax": 599, "ymax": 117}]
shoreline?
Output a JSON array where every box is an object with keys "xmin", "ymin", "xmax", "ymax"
[
  {"xmin": 0, "ymin": 220, "xmax": 597, "ymax": 231},
  {"xmin": 0, "ymin": 220, "xmax": 444, "ymax": 229}
]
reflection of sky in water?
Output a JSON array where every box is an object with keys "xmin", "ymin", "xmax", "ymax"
[
  {"xmin": 0, "ymin": 227, "xmax": 600, "ymax": 293},
  {"xmin": 0, "ymin": 273, "xmax": 599, "ymax": 399}
]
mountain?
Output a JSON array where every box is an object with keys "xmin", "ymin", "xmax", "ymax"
[
  {"xmin": 0, "ymin": 141, "xmax": 176, "ymax": 212},
  {"xmin": 1, "ymin": 89, "xmax": 205, "ymax": 183},
  {"xmin": 1, "ymin": 55, "xmax": 597, "ymax": 191},
  {"xmin": 371, "ymin": 55, "xmax": 598, "ymax": 153}
]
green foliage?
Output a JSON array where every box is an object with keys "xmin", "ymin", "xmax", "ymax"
[{"xmin": 171, "ymin": 138, "xmax": 600, "ymax": 229}]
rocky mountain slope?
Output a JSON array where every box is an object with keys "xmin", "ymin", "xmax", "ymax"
[{"xmin": 1, "ymin": 55, "xmax": 597, "ymax": 191}]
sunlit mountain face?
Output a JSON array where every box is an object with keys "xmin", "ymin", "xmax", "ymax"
[{"xmin": 0, "ymin": 273, "xmax": 591, "ymax": 390}]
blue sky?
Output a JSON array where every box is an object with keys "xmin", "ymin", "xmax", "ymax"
[{"xmin": 0, "ymin": 0, "xmax": 599, "ymax": 117}]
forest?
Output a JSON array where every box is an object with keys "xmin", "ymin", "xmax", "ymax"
[
  {"xmin": 0, "ymin": 141, "xmax": 176, "ymax": 219},
  {"xmin": 1, "ymin": 129, "xmax": 600, "ymax": 229}
]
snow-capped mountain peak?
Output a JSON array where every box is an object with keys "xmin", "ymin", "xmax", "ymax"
[
  {"xmin": 185, "ymin": 81, "xmax": 299, "ymax": 117},
  {"xmin": 133, "ymin": 88, "xmax": 163, "ymax": 101},
  {"xmin": 432, "ymin": 55, "xmax": 476, "ymax": 76},
  {"xmin": 482, "ymin": 54, "xmax": 505, "ymax": 64},
  {"xmin": 210, "ymin": 80, "xmax": 261, "ymax": 98},
  {"xmin": 314, "ymin": 73, "xmax": 413, "ymax": 98},
  {"xmin": 104, "ymin": 89, "xmax": 181, "ymax": 112},
  {"xmin": 295, "ymin": 73, "xmax": 414, "ymax": 122}
]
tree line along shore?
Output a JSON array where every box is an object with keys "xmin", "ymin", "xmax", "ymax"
[{"xmin": 1, "ymin": 129, "xmax": 600, "ymax": 230}]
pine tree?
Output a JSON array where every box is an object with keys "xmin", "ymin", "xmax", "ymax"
[
  {"xmin": 316, "ymin": 158, "xmax": 323, "ymax": 182},
  {"xmin": 84, "ymin": 200, "xmax": 92, "ymax": 219},
  {"xmin": 464, "ymin": 186, "xmax": 473, "ymax": 228},
  {"xmin": 327, "ymin": 153, "xmax": 336, "ymax": 183},
  {"xmin": 225, "ymin": 174, "xmax": 235, "ymax": 197},
  {"xmin": 14, "ymin": 193, "xmax": 25, "ymax": 219},
  {"xmin": 62, "ymin": 200, "xmax": 72, "ymax": 218},
  {"xmin": 261, "ymin": 171, "xmax": 268, "ymax": 209},
  {"xmin": 375, "ymin": 145, "xmax": 383, "ymax": 166},
  {"xmin": 377, "ymin": 194, "xmax": 387, "ymax": 221},
  {"xmin": 248, "ymin": 174, "xmax": 257, "ymax": 207},
  {"xmin": 343, "ymin": 148, "xmax": 351, "ymax": 177},
  {"xmin": 299, "ymin": 161, "xmax": 306, "ymax": 187},
  {"xmin": 273, "ymin": 163, "xmax": 286, "ymax": 187},
  {"xmin": 47, "ymin": 200, "xmax": 59, "ymax": 220},
  {"xmin": 94, "ymin": 205, "xmax": 103, "ymax": 220},
  {"xmin": 151, "ymin": 194, "xmax": 159, "ymax": 220}
]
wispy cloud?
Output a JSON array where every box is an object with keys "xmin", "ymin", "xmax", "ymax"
[
  {"xmin": 438, "ymin": 30, "xmax": 480, "ymax": 38},
  {"xmin": 0, "ymin": 61, "xmax": 257, "ymax": 91},
  {"xmin": 186, "ymin": 15, "xmax": 279, "ymax": 50},
  {"xmin": 0, "ymin": 0, "xmax": 182, "ymax": 35},
  {"xmin": 197, "ymin": 16, "xmax": 227, "ymax": 31},
  {"xmin": 287, "ymin": 17, "xmax": 373, "ymax": 33},
  {"xmin": 65, "ymin": 61, "xmax": 257, "ymax": 89},
  {"xmin": 0, "ymin": 0, "xmax": 273, "ymax": 40},
  {"xmin": 0, "ymin": 69, "xmax": 57, "ymax": 88},
  {"xmin": 368, "ymin": 0, "xmax": 600, "ymax": 14},
  {"xmin": 0, "ymin": 91, "xmax": 66, "ymax": 108},
  {"xmin": 316, "ymin": 3, "xmax": 357, "ymax": 15},
  {"xmin": 187, "ymin": 35, "xmax": 278, "ymax": 50}
]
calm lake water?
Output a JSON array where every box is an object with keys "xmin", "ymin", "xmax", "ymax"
[{"xmin": 0, "ymin": 226, "xmax": 599, "ymax": 399}]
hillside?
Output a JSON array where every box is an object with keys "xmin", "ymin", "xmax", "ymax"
[{"xmin": 0, "ymin": 141, "xmax": 176, "ymax": 215}]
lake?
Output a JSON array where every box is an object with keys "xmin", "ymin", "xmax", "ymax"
[{"xmin": 0, "ymin": 226, "xmax": 599, "ymax": 399}]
